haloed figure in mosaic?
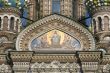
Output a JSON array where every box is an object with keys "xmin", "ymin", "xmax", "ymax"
[
  {"xmin": 51, "ymin": 31, "xmax": 61, "ymax": 47},
  {"xmin": 31, "ymin": 30, "xmax": 81, "ymax": 51}
]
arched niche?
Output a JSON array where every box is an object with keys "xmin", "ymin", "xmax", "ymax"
[
  {"xmin": 3, "ymin": 16, "xmax": 8, "ymax": 31},
  {"xmin": 93, "ymin": 19, "xmax": 96, "ymax": 33},
  {"xmin": 16, "ymin": 19, "xmax": 19, "ymax": 32},
  {"xmin": 10, "ymin": 17, "xmax": 15, "ymax": 31},
  {"xmin": 16, "ymin": 14, "xmax": 95, "ymax": 52},
  {"xmin": 98, "ymin": 17, "xmax": 102, "ymax": 31},
  {"xmin": 104, "ymin": 16, "xmax": 109, "ymax": 31}
]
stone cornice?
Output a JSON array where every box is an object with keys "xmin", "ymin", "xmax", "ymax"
[
  {"xmin": 92, "ymin": 6, "xmax": 110, "ymax": 15},
  {"xmin": 77, "ymin": 51, "xmax": 102, "ymax": 62},
  {"xmin": 8, "ymin": 51, "xmax": 106, "ymax": 63},
  {"xmin": 102, "ymin": 55, "xmax": 110, "ymax": 65},
  {"xmin": 32, "ymin": 54, "xmax": 77, "ymax": 63},
  {"xmin": 0, "ymin": 7, "xmax": 21, "ymax": 15},
  {"xmin": 9, "ymin": 51, "xmax": 33, "ymax": 62}
]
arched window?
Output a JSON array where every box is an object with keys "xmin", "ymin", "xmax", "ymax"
[
  {"xmin": 98, "ymin": 17, "xmax": 102, "ymax": 31},
  {"xmin": 104, "ymin": 16, "xmax": 109, "ymax": 31},
  {"xmin": 10, "ymin": 17, "xmax": 14, "ymax": 31},
  {"xmin": 0, "ymin": 17, "xmax": 1, "ymax": 30},
  {"xmin": 16, "ymin": 19, "xmax": 19, "ymax": 32},
  {"xmin": 93, "ymin": 19, "xmax": 96, "ymax": 33},
  {"xmin": 3, "ymin": 16, "xmax": 8, "ymax": 31},
  {"xmin": 52, "ymin": 0, "xmax": 60, "ymax": 14}
]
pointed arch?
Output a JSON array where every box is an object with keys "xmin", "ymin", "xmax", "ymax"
[{"xmin": 16, "ymin": 14, "xmax": 95, "ymax": 51}]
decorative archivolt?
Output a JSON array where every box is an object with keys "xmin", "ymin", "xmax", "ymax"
[
  {"xmin": 92, "ymin": 14, "xmax": 110, "ymax": 32},
  {"xmin": 16, "ymin": 14, "xmax": 95, "ymax": 51}
]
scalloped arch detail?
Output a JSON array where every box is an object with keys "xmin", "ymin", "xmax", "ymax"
[{"xmin": 16, "ymin": 14, "xmax": 95, "ymax": 51}]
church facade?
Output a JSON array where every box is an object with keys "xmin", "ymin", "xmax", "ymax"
[{"xmin": 0, "ymin": 0, "xmax": 110, "ymax": 73}]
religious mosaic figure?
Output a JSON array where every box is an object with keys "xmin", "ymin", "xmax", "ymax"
[
  {"xmin": 51, "ymin": 31, "xmax": 61, "ymax": 47},
  {"xmin": 31, "ymin": 30, "xmax": 81, "ymax": 50},
  {"xmin": 31, "ymin": 38, "xmax": 42, "ymax": 49}
]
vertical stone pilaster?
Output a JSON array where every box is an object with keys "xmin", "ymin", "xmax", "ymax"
[
  {"xmin": 8, "ymin": 18, "xmax": 10, "ymax": 31},
  {"xmin": 95, "ymin": 18, "xmax": 99, "ymax": 32},
  {"xmin": 1, "ymin": 17, "xmax": 3, "ymax": 30},
  {"xmin": 102, "ymin": 17, "xmax": 104, "ymax": 31}
]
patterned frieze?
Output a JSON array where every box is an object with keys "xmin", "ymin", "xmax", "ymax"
[
  {"xmin": 31, "ymin": 61, "xmax": 80, "ymax": 73},
  {"xmin": 8, "ymin": 51, "xmax": 110, "ymax": 72},
  {"xmin": 82, "ymin": 62, "xmax": 98, "ymax": 71},
  {"xmin": 32, "ymin": 54, "xmax": 77, "ymax": 63},
  {"xmin": 92, "ymin": 6, "xmax": 110, "ymax": 15},
  {"xmin": 102, "ymin": 55, "xmax": 110, "ymax": 65},
  {"xmin": 0, "ymin": 7, "xmax": 21, "ymax": 16},
  {"xmin": 13, "ymin": 62, "xmax": 30, "ymax": 72},
  {"xmin": 10, "ymin": 51, "xmax": 34, "ymax": 62},
  {"xmin": 77, "ymin": 51, "xmax": 102, "ymax": 62}
]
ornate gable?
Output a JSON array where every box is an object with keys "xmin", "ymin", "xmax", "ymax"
[{"xmin": 16, "ymin": 14, "xmax": 95, "ymax": 52}]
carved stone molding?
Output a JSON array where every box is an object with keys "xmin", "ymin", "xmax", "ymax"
[
  {"xmin": 31, "ymin": 61, "xmax": 80, "ymax": 72},
  {"xmin": 0, "ymin": 64, "xmax": 11, "ymax": 73}
]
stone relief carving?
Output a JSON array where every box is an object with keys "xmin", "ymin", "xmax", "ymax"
[
  {"xmin": 0, "ymin": 64, "xmax": 9, "ymax": 73},
  {"xmin": 31, "ymin": 61, "xmax": 80, "ymax": 72},
  {"xmin": 0, "ymin": 36, "xmax": 8, "ymax": 43},
  {"xmin": 103, "ymin": 64, "xmax": 110, "ymax": 72},
  {"xmin": 31, "ymin": 30, "xmax": 81, "ymax": 51}
]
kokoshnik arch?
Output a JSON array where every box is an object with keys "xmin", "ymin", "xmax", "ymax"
[{"xmin": 0, "ymin": 0, "xmax": 110, "ymax": 73}]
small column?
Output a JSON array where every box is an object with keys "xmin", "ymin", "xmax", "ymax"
[
  {"xmin": 14, "ymin": 18, "xmax": 17, "ymax": 31},
  {"xmin": 102, "ymin": 17, "xmax": 104, "ymax": 31},
  {"xmin": 96, "ymin": 18, "xmax": 99, "ymax": 32},
  {"xmin": 109, "ymin": 18, "xmax": 110, "ymax": 30},
  {"xmin": 8, "ymin": 18, "xmax": 10, "ymax": 30},
  {"xmin": 91, "ymin": 21, "xmax": 94, "ymax": 34}
]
